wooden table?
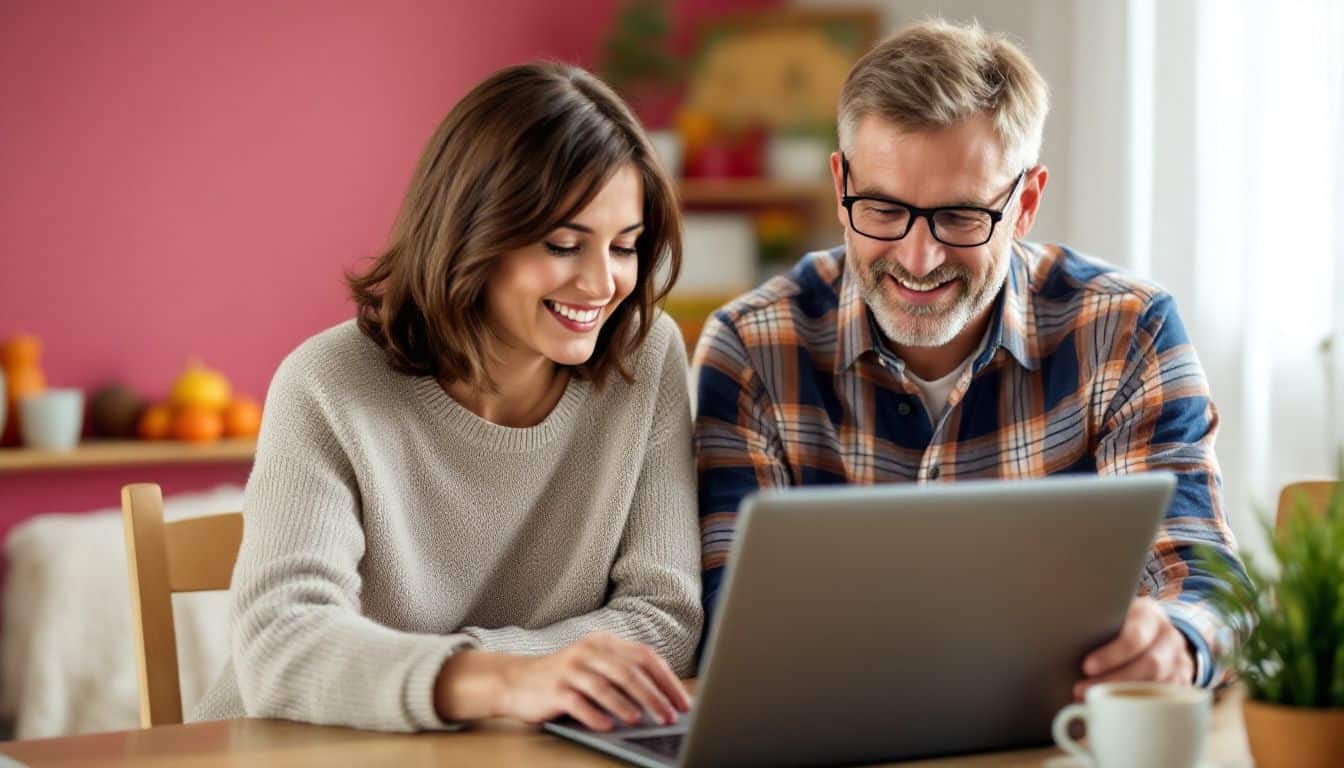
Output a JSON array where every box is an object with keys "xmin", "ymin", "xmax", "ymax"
[{"xmin": 0, "ymin": 689, "xmax": 1253, "ymax": 767}]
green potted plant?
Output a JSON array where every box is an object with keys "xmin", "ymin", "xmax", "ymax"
[
  {"xmin": 1199, "ymin": 462, "xmax": 1344, "ymax": 768},
  {"xmin": 600, "ymin": 0, "xmax": 683, "ymax": 173}
]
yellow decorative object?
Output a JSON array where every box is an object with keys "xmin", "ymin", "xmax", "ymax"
[
  {"xmin": 169, "ymin": 359, "xmax": 232, "ymax": 411},
  {"xmin": 684, "ymin": 10, "xmax": 877, "ymax": 136}
]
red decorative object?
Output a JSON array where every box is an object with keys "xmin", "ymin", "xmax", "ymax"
[{"xmin": 683, "ymin": 124, "xmax": 766, "ymax": 179}]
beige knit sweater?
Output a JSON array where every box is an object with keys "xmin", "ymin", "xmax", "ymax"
[{"xmin": 192, "ymin": 314, "xmax": 702, "ymax": 731}]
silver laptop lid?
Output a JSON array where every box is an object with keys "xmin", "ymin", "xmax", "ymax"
[{"xmin": 681, "ymin": 473, "xmax": 1175, "ymax": 768}]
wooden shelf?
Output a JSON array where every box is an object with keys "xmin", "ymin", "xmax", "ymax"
[
  {"xmin": 677, "ymin": 178, "xmax": 833, "ymax": 206},
  {"xmin": 0, "ymin": 438, "xmax": 256, "ymax": 473}
]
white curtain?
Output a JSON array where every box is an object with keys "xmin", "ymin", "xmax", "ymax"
[{"xmin": 1148, "ymin": 0, "xmax": 1344, "ymax": 558}]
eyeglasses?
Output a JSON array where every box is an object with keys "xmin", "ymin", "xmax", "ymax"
[{"xmin": 840, "ymin": 153, "xmax": 1026, "ymax": 248}]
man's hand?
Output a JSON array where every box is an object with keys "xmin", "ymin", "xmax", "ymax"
[{"xmin": 1075, "ymin": 597, "xmax": 1196, "ymax": 700}]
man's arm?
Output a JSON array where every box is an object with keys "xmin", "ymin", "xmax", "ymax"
[
  {"xmin": 692, "ymin": 311, "xmax": 791, "ymax": 635},
  {"xmin": 1094, "ymin": 292, "xmax": 1247, "ymax": 687}
]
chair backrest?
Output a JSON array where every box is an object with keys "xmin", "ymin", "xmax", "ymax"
[
  {"xmin": 121, "ymin": 483, "xmax": 243, "ymax": 728},
  {"xmin": 1275, "ymin": 480, "xmax": 1340, "ymax": 534}
]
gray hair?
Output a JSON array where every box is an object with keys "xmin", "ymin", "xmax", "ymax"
[{"xmin": 838, "ymin": 18, "xmax": 1050, "ymax": 172}]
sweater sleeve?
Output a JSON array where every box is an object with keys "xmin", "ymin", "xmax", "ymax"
[
  {"xmin": 229, "ymin": 351, "xmax": 477, "ymax": 731},
  {"xmin": 461, "ymin": 319, "xmax": 705, "ymax": 675}
]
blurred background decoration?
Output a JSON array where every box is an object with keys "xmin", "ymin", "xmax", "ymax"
[
  {"xmin": 682, "ymin": 9, "xmax": 867, "ymax": 161},
  {"xmin": 600, "ymin": 0, "xmax": 681, "ymax": 126},
  {"xmin": 599, "ymin": 4, "xmax": 878, "ymax": 347}
]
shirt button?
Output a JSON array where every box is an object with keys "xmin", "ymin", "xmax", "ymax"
[
  {"xmin": 897, "ymin": 402, "xmax": 912, "ymax": 416},
  {"xmin": 929, "ymin": 465, "xmax": 941, "ymax": 480}
]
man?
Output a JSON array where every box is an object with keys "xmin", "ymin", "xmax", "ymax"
[{"xmin": 693, "ymin": 19, "xmax": 1245, "ymax": 697}]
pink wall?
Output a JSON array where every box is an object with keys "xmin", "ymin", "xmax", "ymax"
[{"xmin": 0, "ymin": 1, "xmax": 774, "ymax": 541}]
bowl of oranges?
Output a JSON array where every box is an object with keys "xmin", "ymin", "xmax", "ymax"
[{"xmin": 137, "ymin": 360, "xmax": 261, "ymax": 443}]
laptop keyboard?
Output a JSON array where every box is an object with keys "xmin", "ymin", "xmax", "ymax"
[{"xmin": 623, "ymin": 733, "xmax": 684, "ymax": 758}]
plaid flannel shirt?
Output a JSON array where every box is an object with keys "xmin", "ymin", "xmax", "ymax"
[{"xmin": 692, "ymin": 241, "xmax": 1245, "ymax": 687}]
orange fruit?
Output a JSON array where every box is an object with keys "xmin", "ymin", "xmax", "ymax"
[
  {"xmin": 222, "ymin": 397, "xmax": 262, "ymax": 438},
  {"xmin": 0, "ymin": 334, "xmax": 42, "ymax": 370},
  {"xmin": 138, "ymin": 403, "xmax": 174, "ymax": 441},
  {"xmin": 171, "ymin": 404, "xmax": 224, "ymax": 443}
]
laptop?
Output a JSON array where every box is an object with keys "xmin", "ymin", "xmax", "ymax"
[{"xmin": 546, "ymin": 473, "xmax": 1175, "ymax": 767}]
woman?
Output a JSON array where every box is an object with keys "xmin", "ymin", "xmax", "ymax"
[{"xmin": 194, "ymin": 62, "xmax": 701, "ymax": 732}]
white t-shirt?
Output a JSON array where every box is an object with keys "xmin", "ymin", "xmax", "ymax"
[{"xmin": 903, "ymin": 328, "xmax": 993, "ymax": 421}]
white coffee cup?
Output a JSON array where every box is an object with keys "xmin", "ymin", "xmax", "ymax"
[
  {"xmin": 19, "ymin": 389, "xmax": 85, "ymax": 451},
  {"xmin": 1052, "ymin": 681, "xmax": 1210, "ymax": 768}
]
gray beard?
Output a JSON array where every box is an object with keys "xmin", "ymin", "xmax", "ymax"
[{"xmin": 854, "ymin": 247, "xmax": 1009, "ymax": 349}]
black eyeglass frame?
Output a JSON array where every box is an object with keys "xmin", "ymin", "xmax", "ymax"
[{"xmin": 840, "ymin": 153, "xmax": 1027, "ymax": 248}]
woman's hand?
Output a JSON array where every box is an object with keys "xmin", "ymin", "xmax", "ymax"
[{"xmin": 435, "ymin": 632, "xmax": 691, "ymax": 730}]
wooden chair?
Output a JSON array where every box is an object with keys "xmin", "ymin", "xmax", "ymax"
[
  {"xmin": 120, "ymin": 483, "xmax": 243, "ymax": 727},
  {"xmin": 1275, "ymin": 480, "xmax": 1340, "ymax": 534}
]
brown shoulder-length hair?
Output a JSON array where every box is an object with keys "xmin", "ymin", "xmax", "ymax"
[{"xmin": 348, "ymin": 62, "xmax": 682, "ymax": 390}]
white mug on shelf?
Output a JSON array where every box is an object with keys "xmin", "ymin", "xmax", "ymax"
[
  {"xmin": 669, "ymin": 213, "xmax": 757, "ymax": 293},
  {"xmin": 18, "ymin": 389, "xmax": 84, "ymax": 451},
  {"xmin": 1052, "ymin": 681, "xmax": 1211, "ymax": 768},
  {"xmin": 766, "ymin": 134, "xmax": 830, "ymax": 182}
]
